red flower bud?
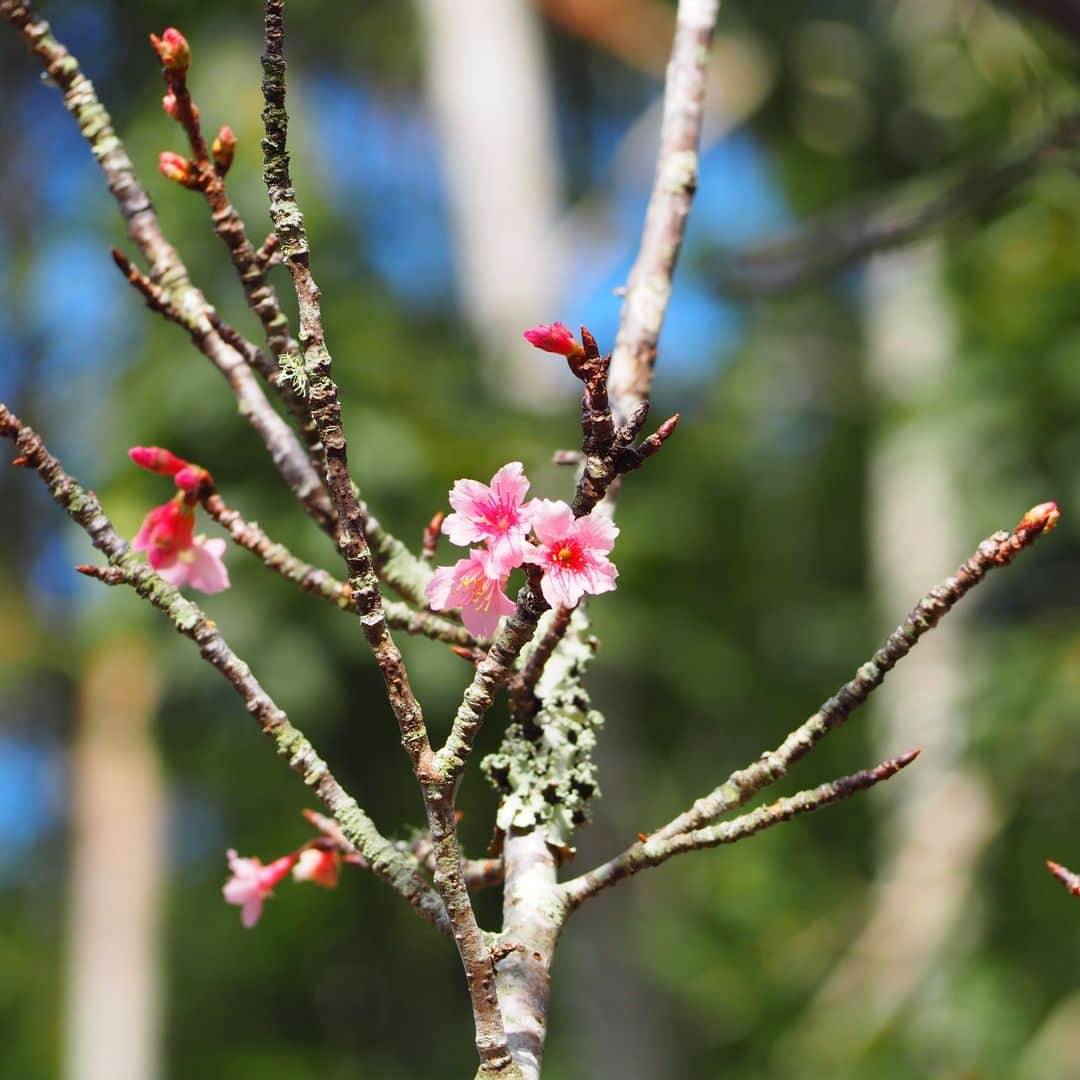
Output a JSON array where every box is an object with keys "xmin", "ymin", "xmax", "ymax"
[
  {"xmin": 128, "ymin": 446, "xmax": 189, "ymax": 477},
  {"xmin": 158, "ymin": 152, "xmax": 200, "ymax": 189},
  {"xmin": 523, "ymin": 322, "xmax": 583, "ymax": 357},
  {"xmin": 150, "ymin": 28, "xmax": 190, "ymax": 73},
  {"xmin": 211, "ymin": 125, "xmax": 237, "ymax": 173}
]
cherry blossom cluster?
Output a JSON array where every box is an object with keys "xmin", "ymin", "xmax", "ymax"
[
  {"xmin": 223, "ymin": 845, "xmax": 340, "ymax": 928},
  {"xmin": 127, "ymin": 446, "xmax": 229, "ymax": 594},
  {"xmin": 425, "ymin": 462, "xmax": 619, "ymax": 637}
]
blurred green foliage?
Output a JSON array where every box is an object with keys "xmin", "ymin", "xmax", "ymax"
[{"xmin": 1, "ymin": 1, "xmax": 1080, "ymax": 1077}]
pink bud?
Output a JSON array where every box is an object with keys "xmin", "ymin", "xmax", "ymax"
[
  {"xmin": 211, "ymin": 126, "xmax": 237, "ymax": 172},
  {"xmin": 158, "ymin": 152, "xmax": 200, "ymax": 189},
  {"xmin": 523, "ymin": 322, "xmax": 583, "ymax": 357},
  {"xmin": 129, "ymin": 446, "xmax": 189, "ymax": 477},
  {"xmin": 173, "ymin": 465, "xmax": 208, "ymax": 492},
  {"xmin": 150, "ymin": 28, "xmax": 190, "ymax": 73},
  {"xmin": 162, "ymin": 92, "xmax": 178, "ymax": 119}
]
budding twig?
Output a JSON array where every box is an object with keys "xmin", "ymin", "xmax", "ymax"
[{"xmin": 421, "ymin": 511, "xmax": 445, "ymax": 562}]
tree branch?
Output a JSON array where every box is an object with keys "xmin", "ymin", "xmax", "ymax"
[
  {"xmin": 260, "ymin": 8, "xmax": 517, "ymax": 1073},
  {"xmin": 0, "ymin": 402, "xmax": 448, "ymax": 936},
  {"xmin": 607, "ymin": 0, "xmax": 721, "ymax": 424},
  {"xmin": 562, "ymin": 503, "xmax": 1060, "ymax": 910},
  {"xmin": 562, "ymin": 750, "xmax": 920, "ymax": 909},
  {"xmin": 714, "ymin": 115, "xmax": 1080, "ymax": 296},
  {"xmin": 199, "ymin": 489, "xmax": 473, "ymax": 647}
]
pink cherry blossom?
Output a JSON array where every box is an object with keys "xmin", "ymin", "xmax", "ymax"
[
  {"xmin": 441, "ymin": 462, "xmax": 536, "ymax": 576},
  {"xmin": 158, "ymin": 536, "xmax": 230, "ymax": 593},
  {"xmin": 132, "ymin": 500, "xmax": 230, "ymax": 594},
  {"xmin": 222, "ymin": 849, "xmax": 297, "ymax": 928},
  {"xmin": 426, "ymin": 548, "xmax": 517, "ymax": 638},
  {"xmin": 523, "ymin": 499, "xmax": 619, "ymax": 609},
  {"xmin": 132, "ymin": 499, "xmax": 194, "ymax": 569},
  {"xmin": 292, "ymin": 847, "xmax": 340, "ymax": 888},
  {"xmin": 523, "ymin": 322, "xmax": 582, "ymax": 357}
]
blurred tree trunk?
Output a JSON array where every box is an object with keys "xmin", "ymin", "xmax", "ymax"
[
  {"xmin": 415, "ymin": 0, "xmax": 564, "ymax": 403},
  {"xmin": 65, "ymin": 636, "xmax": 164, "ymax": 1080},
  {"xmin": 785, "ymin": 241, "xmax": 1000, "ymax": 1065}
]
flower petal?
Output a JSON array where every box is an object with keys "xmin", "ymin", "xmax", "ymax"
[{"xmin": 529, "ymin": 499, "xmax": 575, "ymax": 545}]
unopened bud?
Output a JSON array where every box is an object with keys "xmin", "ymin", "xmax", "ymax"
[
  {"xmin": 158, "ymin": 152, "xmax": 200, "ymax": 189},
  {"xmin": 1018, "ymin": 501, "xmax": 1060, "ymax": 537},
  {"xmin": 523, "ymin": 321, "xmax": 584, "ymax": 358},
  {"xmin": 150, "ymin": 28, "xmax": 190, "ymax": 73},
  {"xmin": 174, "ymin": 465, "xmax": 210, "ymax": 492},
  {"xmin": 129, "ymin": 446, "xmax": 189, "ymax": 477},
  {"xmin": 211, "ymin": 125, "xmax": 237, "ymax": 173}
]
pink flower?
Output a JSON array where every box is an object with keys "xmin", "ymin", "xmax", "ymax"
[
  {"xmin": 426, "ymin": 548, "xmax": 517, "ymax": 638},
  {"xmin": 523, "ymin": 499, "xmax": 619, "ymax": 608},
  {"xmin": 523, "ymin": 322, "xmax": 582, "ymax": 357},
  {"xmin": 132, "ymin": 500, "xmax": 230, "ymax": 594},
  {"xmin": 128, "ymin": 445, "xmax": 190, "ymax": 477},
  {"xmin": 222, "ymin": 849, "xmax": 297, "ymax": 928},
  {"xmin": 442, "ymin": 462, "xmax": 536, "ymax": 576},
  {"xmin": 150, "ymin": 27, "xmax": 190, "ymax": 72},
  {"xmin": 292, "ymin": 848, "xmax": 340, "ymax": 888}
]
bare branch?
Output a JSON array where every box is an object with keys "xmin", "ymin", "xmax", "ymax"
[
  {"xmin": 0, "ymin": 402, "xmax": 448, "ymax": 936},
  {"xmin": 199, "ymin": 490, "xmax": 473, "ymax": 647},
  {"xmin": 562, "ymin": 504, "xmax": 1060, "ymax": 910},
  {"xmin": 608, "ymin": 0, "xmax": 721, "ymax": 424},
  {"xmin": 563, "ymin": 751, "xmax": 921, "ymax": 909},
  {"xmin": 716, "ymin": 116, "xmax": 1080, "ymax": 296}
]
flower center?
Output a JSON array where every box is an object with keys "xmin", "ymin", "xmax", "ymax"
[{"xmin": 550, "ymin": 539, "xmax": 585, "ymax": 571}]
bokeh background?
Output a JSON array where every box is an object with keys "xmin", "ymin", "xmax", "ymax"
[{"xmin": 2, "ymin": 1, "xmax": 1080, "ymax": 1077}]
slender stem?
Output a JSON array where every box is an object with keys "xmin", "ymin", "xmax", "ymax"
[
  {"xmin": 562, "ymin": 752, "xmax": 920, "ymax": 909},
  {"xmin": 0, "ymin": 402, "xmax": 448, "ymax": 935},
  {"xmin": 607, "ymin": 0, "xmax": 721, "ymax": 424},
  {"xmin": 201, "ymin": 491, "xmax": 473, "ymax": 646},
  {"xmin": 561, "ymin": 505, "xmax": 1060, "ymax": 910}
]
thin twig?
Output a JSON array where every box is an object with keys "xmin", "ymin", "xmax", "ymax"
[
  {"xmin": 607, "ymin": 0, "xmax": 721, "ymax": 424},
  {"xmin": 0, "ymin": 402, "xmax": 448, "ymax": 935},
  {"xmin": 200, "ymin": 490, "xmax": 472, "ymax": 646},
  {"xmin": 562, "ymin": 503, "xmax": 1060, "ymax": 910},
  {"xmin": 563, "ymin": 751, "xmax": 921, "ymax": 908},
  {"xmin": 715, "ymin": 115, "xmax": 1080, "ymax": 296}
]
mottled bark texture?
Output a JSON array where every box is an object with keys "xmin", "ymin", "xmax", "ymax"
[{"xmin": 607, "ymin": 0, "xmax": 721, "ymax": 424}]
